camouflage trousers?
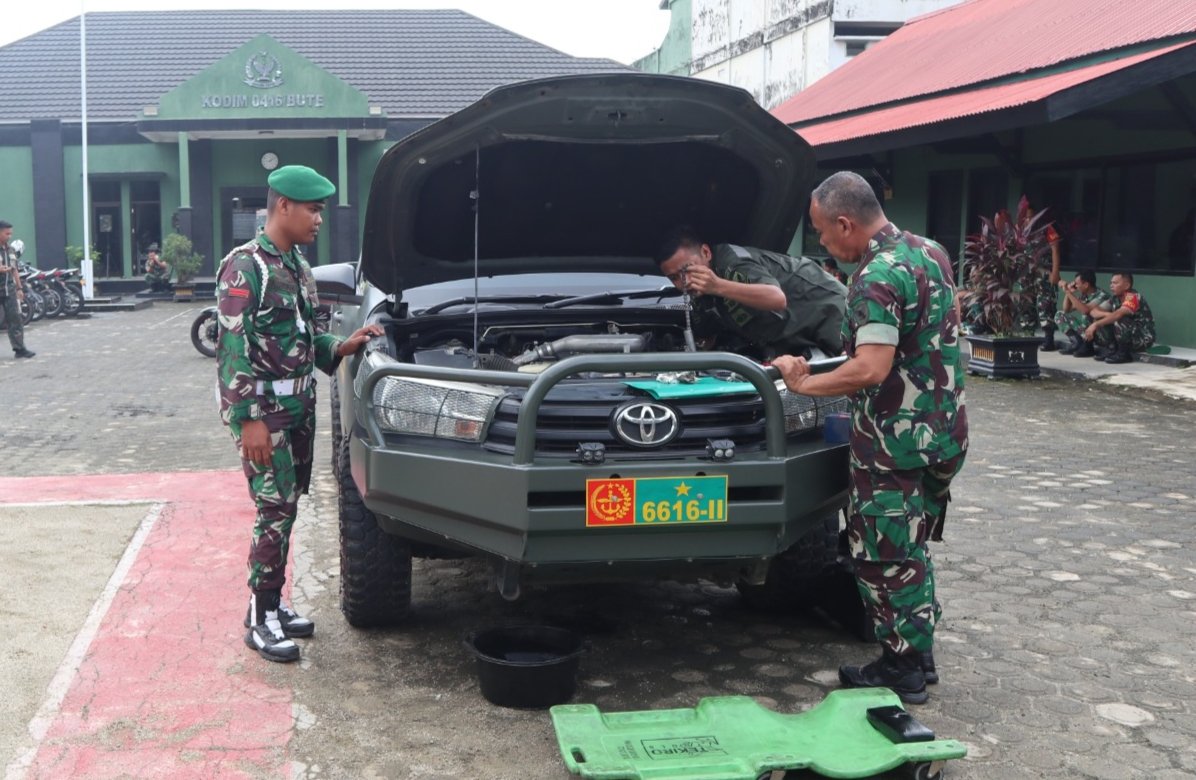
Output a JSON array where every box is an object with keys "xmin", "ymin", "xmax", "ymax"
[
  {"xmin": 1094, "ymin": 318, "xmax": 1155, "ymax": 352},
  {"xmin": 230, "ymin": 387, "xmax": 317, "ymax": 592},
  {"xmin": 0, "ymin": 294, "xmax": 26, "ymax": 351},
  {"xmin": 1053, "ymin": 308, "xmax": 1092, "ymax": 336},
  {"xmin": 1024, "ymin": 272, "xmax": 1057, "ymax": 330},
  {"xmin": 847, "ymin": 451, "xmax": 967, "ymax": 656}
]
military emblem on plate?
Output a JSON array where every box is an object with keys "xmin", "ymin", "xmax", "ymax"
[
  {"xmin": 244, "ymin": 51, "xmax": 284, "ymax": 89},
  {"xmin": 586, "ymin": 479, "xmax": 635, "ymax": 526}
]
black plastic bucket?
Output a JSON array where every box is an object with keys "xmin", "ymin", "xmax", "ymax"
[{"xmin": 464, "ymin": 625, "xmax": 585, "ymax": 708}]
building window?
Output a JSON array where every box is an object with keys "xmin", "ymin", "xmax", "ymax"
[
  {"xmin": 1025, "ymin": 156, "xmax": 1196, "ymax": 275},
  {"xmin": 844, "ymin": 40, "xmax": 870, "ymax": 57}
]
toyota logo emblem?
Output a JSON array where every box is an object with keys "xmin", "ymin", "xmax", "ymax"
[{"xmin": 613, "ymin": 401, "xmax": 679, "ymax": 447}]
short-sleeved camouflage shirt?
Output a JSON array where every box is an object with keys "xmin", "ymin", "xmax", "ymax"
[
  {"xmin": 844, "ymin": 223, "xmax": 968, "ymax": 471},
  {"xmin": 692, "ymin": 244, "xmax": 846, "ymax": 357},
  {"xmin": 215, "ymin": 234, "xmax": 343, "ymax": 426}
]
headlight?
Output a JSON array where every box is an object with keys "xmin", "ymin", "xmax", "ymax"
[
  {"xmin": 776, "ymin": 381, "xmax": 851, "ymax": 434},
  {"xmin": 372, "ymin": 376, "xmax": 503, "ymax": 442}
]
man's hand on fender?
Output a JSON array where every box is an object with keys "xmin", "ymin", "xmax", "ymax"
[
  {"xmin": 772, "ymin": 354, "xmax": 810, "ymax": 392},
  {"xmin": 336, "ymin": 324, "xmax": 385, "ymax": 357},
  {"xmin": 240, "ymin": 419, "xmax": 273, "ymax": 466}
]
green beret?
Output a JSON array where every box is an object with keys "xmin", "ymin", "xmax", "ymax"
[{"xmin": 267, "ymin": 165, "xmax": 335, "ymax": 202}]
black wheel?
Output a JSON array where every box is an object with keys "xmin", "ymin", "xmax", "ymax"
[
  {"xmin": 901, "ymin": 761, "xmax": 945, "ymax": 780},
  {"xmin": 737, "ymin": 511, "xmax": 841, "ymax": 611},
  {"xmin": 190, "ymin": 309, "xmax": 218, "ymax": 358},
  {"xmin": 23, "ymin": 291, "xmax": 43, "ymax": 323},
  {"xmin": 329, "ymin": 378, "xmax": 343, "ymax": 476},
  {"xmin": 40, "ymin": 286, "xmax": 63, "ymax": 318},
  {"xmin": 337, "ymin": 433, "xmax": 413, "ymax": 627},
  {"xmin": 61, "ymin": 284, "xmax": 83, "ymax": 316}
]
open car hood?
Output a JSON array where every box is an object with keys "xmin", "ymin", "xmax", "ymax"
[{"xmin": 361, "ymin": 73, "xmax": 816, "ymax": 296}]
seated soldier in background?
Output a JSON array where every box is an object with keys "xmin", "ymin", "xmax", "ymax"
[
  {"xmin": 1055, "ymin": 269, "xmax": 1110, "ymax": 357},
  {"xmin": 654, "ymin": 226, "xmax": 847, "ymax": 360},
  {"xmin": 144, "ymin": 243, "xmax": 171, "ymax": 292},
  {"xmin": 1083, "ymin": 271, "xmax": 1155, "ymax": 364}
]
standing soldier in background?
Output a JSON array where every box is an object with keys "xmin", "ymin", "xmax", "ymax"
[
  {"xmin": 0, "ymin": 220, "xmax": 35, "ymax": 359},
  {"xmin": 1035, "ymin": 223, "xmax": 1062, "ymax": 350},
  {"xmin": 774, "ymin": 172, "xmax": 968, "ymax": 705},
  {"xmin": 217, "ymin": 165, "xmax": 382, "ymax": 663}
]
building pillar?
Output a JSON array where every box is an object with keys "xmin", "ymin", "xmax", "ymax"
[
  {"xmin": 190, "ymin": 140, "xmax": 214, "ymax": 273},
  {"xmin": 329, "ymin": 131, "xmax": 358, "ymax": 264},
  {"xmin": 177, "ymin": 132, "xmax": 191, "ymax": 208},
  {"xmin": 119, "ymin": 179, "xmax": 132, "ymax": 277},
  {"xmin": 30, "ymin": 119, "xmax": 67, "ymax": 267}
]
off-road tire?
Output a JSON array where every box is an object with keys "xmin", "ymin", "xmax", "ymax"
[
  {"xmin": 737, "ymin": 510, "xmax": 841, "ymax": 612},
  {"xmin": 329, "ymin": 378, "xmax": 343, "ymax": 476},
  {"xmin": 337, "ymin": 434, "xmax": 413, "ymax": 627}
]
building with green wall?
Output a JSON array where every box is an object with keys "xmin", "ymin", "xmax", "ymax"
[
  {"xmin": 0, "ymin": 11, "xmax": 622, "ymax": 278},
  {"xmin": 772, "ymin": 0, "xmax": 1196, "ymax": 349}
]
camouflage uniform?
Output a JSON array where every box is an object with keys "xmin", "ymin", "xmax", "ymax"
[
  {"xmin": 1094, "ymin": 289, "xmax": 1156, "ymax": 352},
  {"xmin": 0, "ymin": 242, "xmax": 26, "ymax": 353},
  {"xmin": 1028, "ymin": 225, "xmax": 1060, "ymax": 332},
  {"xmin": 216, "ymin": 234, "xmax": 343, "ymax": 592},
  {"xmin": 692, "ymin": 244, "xmax": 847, "ymax": 358},
  {"xmin": 1054, "ymin": 287, "xmax": 1110, "ymax": 335},
  {"xmin": 843, "ymin": 223, "xmax": 969, "ymax": 658}
]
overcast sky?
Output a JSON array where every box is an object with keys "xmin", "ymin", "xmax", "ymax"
[{"xmin": 3, "ymin": 1, "xmax": 673, "ymax": 64}]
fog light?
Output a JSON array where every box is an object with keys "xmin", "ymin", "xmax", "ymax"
[
  {"xmin": 576, "ymin": 442, "xmax": 606, "ymax": 465},
  {"xmin": 706, "ymin": 438, "xmax": 735, "ymax": 462}
]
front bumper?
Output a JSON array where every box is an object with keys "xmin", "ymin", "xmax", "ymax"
[{"xmin": 351, "ymin": 352, "xmax": 849, "ymax": 572}]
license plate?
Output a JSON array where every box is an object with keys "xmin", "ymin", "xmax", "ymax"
[{"xmin": 585, "ymin": 476, "xmax": 728, "ymax": 527}]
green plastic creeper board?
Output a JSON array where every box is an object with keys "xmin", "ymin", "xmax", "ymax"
[{"xmin": 551, "ymin": 689, "xmax": 966, "ymax": 780}]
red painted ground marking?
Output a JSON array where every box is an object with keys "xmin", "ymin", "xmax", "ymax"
[{"xmin": 1, "ymin": 472, "xmax": 294, "ymax": 780}]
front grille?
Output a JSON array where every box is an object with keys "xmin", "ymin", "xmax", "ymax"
[{"xmin": 483, "ymin": 392, "xmax": 766, "ymax": 458}]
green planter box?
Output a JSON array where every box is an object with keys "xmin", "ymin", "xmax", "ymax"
[{"xmin": 965, "ymin": 334, "xmax": 1040, "ymax": 379}]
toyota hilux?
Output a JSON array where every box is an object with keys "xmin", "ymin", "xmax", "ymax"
[{"xmin": 323, "ymin": 73, "xmax": 850, "ymax": 627}]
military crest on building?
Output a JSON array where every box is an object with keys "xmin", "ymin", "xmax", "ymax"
[{"xmin": 244, "ymin": 51, "xmax": 284, "ymax": 89}]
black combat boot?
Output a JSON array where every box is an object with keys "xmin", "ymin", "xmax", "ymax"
[
  {"xmin": 1104, "ymin": 341, "xmax": 1134, "ymax": 365},
  {"xmin": 1059, "ymin": 332, "xmax": 1081, "ymax": 355},
  {"xmin": 244, "ymin": 597, "xmax": 315, "ymax": 638},
  {"xmin": 1040, "ymin": 325, "xmax": 1058, "ymax": 351},
  {"xmin": 1072, "ymin": 339, "xmax": 1095, "ymax": 358},
  {"xmin": 244, "ymin": 589, "xmax": 301, "ymax": 663},
  {"xmin": 839, "ymin": 648, "xmax": 928, "ymax": 705},
  {"xmin": 14, "ymin": 348, "xmax": 35, "ymax": 358},
  {"xmin": 921, "ymin": 650, "xmax": 938, "ymax": 684}
]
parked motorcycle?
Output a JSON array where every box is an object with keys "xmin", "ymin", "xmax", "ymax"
[{"xmin": 191, "ymin": 306, "xmax": 218, "ymax": 357}]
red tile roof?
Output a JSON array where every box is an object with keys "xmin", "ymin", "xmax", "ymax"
[
  {"xmin": 794, "ymin": 40, "xmax": 1196, "ymax": 148},
  {"xmin": 773, "ymin": 0, "xmax": 1196, "ymax": 127}
]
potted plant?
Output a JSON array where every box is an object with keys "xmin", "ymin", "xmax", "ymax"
[
  {"xmin": 959, "ymin": 196, "xmax": 1051, "ymax": 378},
  {"xmin": 161, "ymin": 232, "xmax": 204, "ymax": 302}
]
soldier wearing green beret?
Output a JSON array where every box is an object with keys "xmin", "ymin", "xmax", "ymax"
[{"xmin": 215, "ymin": 164, "xmax": 383, "ymax": 662}]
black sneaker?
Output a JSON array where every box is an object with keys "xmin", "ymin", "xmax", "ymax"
[
  {"xmin": 14, "ymin": 348, "xmax": 35, "ymax": 359},
  {"xmin": 243, "ymin": 600, "xmax": 315, "ymax": 638},
  {"xmin": 244, "ymin": 619, "xmax": 301, "ymax": 663},
  {"xmin": 921, "ymin": 650, "xmax": 938, "ymax": 685},
  {"xmin": 244, "ymin": 591, "xmax": 301, "ymax": 663},
  {"xmin": 839, "ymin": 650, "xmax": 928, "ymax": 705}
]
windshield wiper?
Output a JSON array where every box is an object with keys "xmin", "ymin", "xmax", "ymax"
[
  {"xmin": 420, "ymin": 294, "xmax": 570, "ymax": 315},
  {"xmin": 542, "ymin": 287, "xmax": 681, "ymax": 309}
]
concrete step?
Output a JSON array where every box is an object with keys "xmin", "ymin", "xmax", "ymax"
[{"xmin": 84, "ymin": 299, "xmax": 155, "ymax": 312}]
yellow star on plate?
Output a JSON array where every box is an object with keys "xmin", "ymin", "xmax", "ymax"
[{"xmin": 675, "ymin": 481, "xmax": 692, "ymax": 497}]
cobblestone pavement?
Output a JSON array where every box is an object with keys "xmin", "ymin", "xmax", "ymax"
[{"xmin": 4, "ymin": 304, "xmax": 1195, "ymax": 779}]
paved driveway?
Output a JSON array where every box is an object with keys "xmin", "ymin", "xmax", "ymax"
[{"xmin": 2, "ymin": 303, "xmax": 1194, "ymax": 779}]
